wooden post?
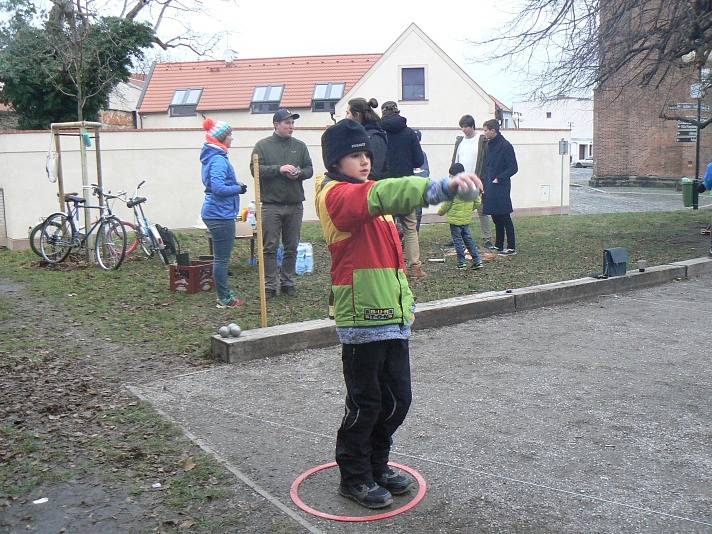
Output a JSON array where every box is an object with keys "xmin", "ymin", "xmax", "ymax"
[
  {"xmin": 54, "ymin": 130, "xmax": 65, "ymax": 212},
  {"xmin": 252, "ymin": 153, "xmax": 268, "ymax": 328},
  {"xmin": 94, "ymin": 126, "xmax": 104, "ymax": 209}
]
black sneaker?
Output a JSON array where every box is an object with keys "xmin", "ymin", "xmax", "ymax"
[
  {"xmin": 498, "ymin": 248, "xmax": 517, "ymax": 256},
  {"xmin": 472, "ymin": 260, "xmax": 484, "ymax": 270},
  {"xmin": 483, "ymin": 240, "xmax": 498, "ymax": 250},
  {"xmin": 338, "ymin": 481, "xmax": 393, "ymax": 509},
  {"xmin": 374, "ymin": 467, "xmax": 415, "ymax": 496},
  {"xmin": 281, "ymin": 285, "xmax": 296, "ymax": 297}
]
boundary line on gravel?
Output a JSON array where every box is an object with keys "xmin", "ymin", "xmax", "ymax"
[{"xmin": 126, "ymin": 386, "xmax": 326, "ymax": 534}]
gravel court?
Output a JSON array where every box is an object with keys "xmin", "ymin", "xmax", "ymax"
[
  {"xmin": 569, "ymin": 168, "xmax": 712, "ymax": 214},
  {"xmin": 132, "ymin": 274, "xmax": 712, "ymax": 533}
]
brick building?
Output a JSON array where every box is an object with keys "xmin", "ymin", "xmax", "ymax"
[{"xmin": 593, "ymin": 3, "xmax": 712, "ymax": 187}]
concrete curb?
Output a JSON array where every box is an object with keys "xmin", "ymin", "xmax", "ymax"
[{"xmin": 213, "ymin": 257, "xmax": 712, "ymax": 363}]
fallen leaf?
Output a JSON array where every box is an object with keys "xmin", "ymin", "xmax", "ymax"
[{"xmin": 181, "ymin": 457, "xmax": 195, "ymax": 471}]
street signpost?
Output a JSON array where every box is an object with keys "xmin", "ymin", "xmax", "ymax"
[{"xmin": 559, "ymin": 138, "xmax": 569, "ymax": 215}]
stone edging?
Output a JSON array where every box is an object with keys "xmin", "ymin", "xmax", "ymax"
[{"xmin": 212, "ymin": 257, "xmax": 712, "ymax": 363}]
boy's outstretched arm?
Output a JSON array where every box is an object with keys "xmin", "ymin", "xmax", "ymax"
[{"xmin": 367, "ymin": 173, "xmax": 481, "ymax": 217}]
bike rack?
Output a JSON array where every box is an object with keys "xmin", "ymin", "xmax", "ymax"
[{"xmin": 50, "ymin": 121, "xmax": 104, "ymax": 229}]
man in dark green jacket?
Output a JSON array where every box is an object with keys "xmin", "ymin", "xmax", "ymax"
[{"xmin": 250, "ymin": 108, "xmax": 314, "ymax": 297}]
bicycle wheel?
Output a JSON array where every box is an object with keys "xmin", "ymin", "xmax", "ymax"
[
  {"xmin": 137, "ymin": 225, "xmax": 155, "ymax": 258},
  {"xmin": 95, "ymin": 216, "xmax": 127, "ymax": 270},
  {"xmin": 122, "ymin": 221, "xmax": 140, "ymax": 257},
  {"xmin": 29, "ymin": 223, "xmax": 44, "ymax": 257},
  {"xmin": 38, "ymin": 213, "xmax": 73, "ymax": 264}
]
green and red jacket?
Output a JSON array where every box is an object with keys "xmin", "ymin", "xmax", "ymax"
[{"xmin": 315, "ymin": 175, "xmax": 430, "ymax": 328}]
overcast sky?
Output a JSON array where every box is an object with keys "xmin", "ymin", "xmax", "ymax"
[{"xmin": 173, "ymin": 0, "xmax": 528, "ymax": 105}]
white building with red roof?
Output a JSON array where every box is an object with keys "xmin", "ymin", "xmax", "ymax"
[{"xmin": 138, "ymin": 24, "xmax": 503, "ymax": 129}]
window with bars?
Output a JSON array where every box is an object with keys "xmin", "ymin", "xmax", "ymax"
[
  {"xmin": 169, "ymin": 88, "xmax": 203, "ymax": 117},
  {"xmin": 312, "ymin": 82, "xmax": 345, "ymax": 112},
  {"xmin": 401, "ymin": 67, "xmax": 425, "ymax": 101},
  {"xmin": 251, "ymin": 85, "xmax": 284, "ymax": 113}
]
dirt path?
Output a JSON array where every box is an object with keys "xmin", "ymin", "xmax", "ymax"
[{"xmin": 0, "ymin": 279, "xmax": 300, "ymax": 533}]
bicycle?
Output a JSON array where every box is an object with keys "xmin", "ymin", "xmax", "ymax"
[
  {"xmin": 29, "ymin": 190, "xmax": 132, "ymax": 259},
  {"xmin": 38, "ymin": 189, "xmax": 128, "ymax": 270},
  {"xmin": 119, "ymin": 180, "xmax": 176, "ymax": 265}
]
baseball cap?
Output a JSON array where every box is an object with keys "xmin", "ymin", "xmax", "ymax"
[{"xmin": 272, "ymin": 108, "xmax": 300, "ymax": 123}]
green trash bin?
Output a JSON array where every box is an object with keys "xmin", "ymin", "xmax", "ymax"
[{"xmin": 681, "ymin": 177, "xmax": 693, "ymax": 207}]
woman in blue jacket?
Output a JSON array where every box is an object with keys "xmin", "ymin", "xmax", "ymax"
[
  {"xmin": 201, "ymin": 118, "xmax": 247, "ymax": 308},
  {"xmin": 481, "ymin": 119, "xmax": 519, "ymax": 255}
]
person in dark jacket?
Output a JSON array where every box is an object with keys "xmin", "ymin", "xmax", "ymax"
[
  {"xmin": 381, "ymin": 100, "xmax": 426, "ymax": 278},
  {"xmin": 346, "ymin": 97, "xmax": 388, "ymax": 179},
  {"xmin": 413, "ymin": 129, "xmax": 429, "ymax": 232},
  {"xmin": 250, "ymin": 108, "xmax": 314, "ymax": 298},
  {"xmin": 200, "ymin": 118, "xmax": 248, "ymax": 308},
  {"xmin": 481, "ymin": 119, "xmax": 518, "ymax": 255}
]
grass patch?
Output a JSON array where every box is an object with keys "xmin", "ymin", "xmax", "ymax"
[{"xmin": 1, "ymin": 212, "xmax": 709, "ymax": 358}]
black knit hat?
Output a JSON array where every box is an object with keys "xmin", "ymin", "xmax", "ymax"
[{"xmin": 321, "ymin": 119, "xmax": 373, "ymax": 170}]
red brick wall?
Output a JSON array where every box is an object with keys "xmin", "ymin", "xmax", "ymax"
[
  {"xmin": 594, "ymin": 28, "xmax": 712, "ymax": 186},
  {"xmin": 99, "ymin": 110, "xmax": 135, "ymax": 129}
]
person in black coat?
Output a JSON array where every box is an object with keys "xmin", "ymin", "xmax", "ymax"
[
  {"xmin": 481, "ymin": 119, "xmax": 518, "ymax": 255},
  {"xmin": 381, "ymin": 100, "xmax": 426, "ymax": 278},
  {"xmin": 346, "ymin": 97, "xmax": 388, "ymax": 180},
  {"xmin": 380, "ymin": 101, "xmax": 424, "ymax": 179}
]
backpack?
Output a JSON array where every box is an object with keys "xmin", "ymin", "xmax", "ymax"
[{"xmin": 155, "ymin": 224, "xmax": 180, "ymax": 256}]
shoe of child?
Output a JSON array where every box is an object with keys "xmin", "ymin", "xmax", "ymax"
[
  {"xmin": 457, "ymin": 262, "xmax": 468, "ymax": 270},
  {"xmin": 498, "ymin": 248, "xmax": 517, "ymax": 256},
  {"xmin": 338, "ymin": 481, "xmax": 393, "ymax": 509},
  {"xmin": 483, "ymin": 240, "xmax": 497, "ymax": 250},
  {"xmin": 472, "ymin": 260, "xmax": 484, "ymax": 270},
  {"xmin": 374, "ymin": 467, "xmax": 415, "ymax": 496}
]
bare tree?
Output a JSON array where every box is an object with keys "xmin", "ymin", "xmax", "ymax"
[{"xmin": 472, "ymin": 0, "xmax": 712, "ymax": 103}]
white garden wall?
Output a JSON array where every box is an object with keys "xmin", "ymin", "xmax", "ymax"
[{"xmin": 0, "ymin": 127, "xmax": 569, "ymax": 249}]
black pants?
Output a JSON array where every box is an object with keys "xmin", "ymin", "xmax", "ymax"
[
  {"xmin": 492, "ymin": 213, "xmax": 516, "ymax": 250},
  {"xmin": 336, "ymin": 339, "xmax": 412, "ymax": 486}
]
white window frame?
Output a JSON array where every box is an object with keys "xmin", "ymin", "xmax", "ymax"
[
  {"xmin": 311, "ymin": 82, "xmax": 345, "ymax": 112},
  {"xmin": 399, "ymin": 65, "xmax": 427, "ymax": 102},
  {"xmin": 169, "ymin": 88, "xmax": 203, "ymax": 117},
  {"xmin": 251, "ymin": 85, "xmax": 284, "ymax": 113}
]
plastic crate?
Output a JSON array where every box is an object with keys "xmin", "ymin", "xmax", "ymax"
[{"xmin": 169, "ymin": 260, "xmax": 214, "ymax": 294}]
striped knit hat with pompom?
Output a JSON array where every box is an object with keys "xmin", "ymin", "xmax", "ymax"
[{"xmin": 203, "ymin": 117, "xmax": 232, "ymax": 144}]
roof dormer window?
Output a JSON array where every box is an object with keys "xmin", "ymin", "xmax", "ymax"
[
  {"xmin": 251, "ymin": 85, "xmax": 284, "ymax": 113},
  {"xmin": 169, "ymin": 88, "xmax": 202, "ymax": 117},
  {"xmin": 312, "ymin": 82, "xmax": 345, "ymax": 112}
]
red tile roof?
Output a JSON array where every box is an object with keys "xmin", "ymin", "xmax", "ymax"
[
  {"xmin": 490, "ymin": 94, "xmax": 512, "ymax": 113},
  {"xmin": 139, "ymin": 54, "xmax": 382, "ymax": 113}
]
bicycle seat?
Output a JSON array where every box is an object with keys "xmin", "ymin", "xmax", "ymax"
[
  {"xmin": 64, "ymin": 194, "xmax": 85, "ymax": 204},
  {"xmin": 127, "ymin": 197, "xmax": 146, "ymax": 208}
]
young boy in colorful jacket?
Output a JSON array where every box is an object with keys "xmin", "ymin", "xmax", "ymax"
[
  {"xmin": 315, "ymin": 119, "xmax": 482, "ymax": 509},
  {"xmin": 438, "ymin": 162, "xmax": 484, "ymax": 270}
]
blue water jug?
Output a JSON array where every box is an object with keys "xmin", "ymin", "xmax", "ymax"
[
  {"xmin": 276, "ymin": 243, "xmax": 284, "ymax": 268},
  {"xmin": 295, "ymin": 242, "xmax": 313, "ymax": 275}
]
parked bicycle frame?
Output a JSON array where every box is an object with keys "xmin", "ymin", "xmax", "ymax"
[
  {"xmin": 39, "ymin": 189, "xmax": 127, "ymax": 270},
  {"xmin": 120, "ymin": 180, "xmax": 174, "ymax": 264}
]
